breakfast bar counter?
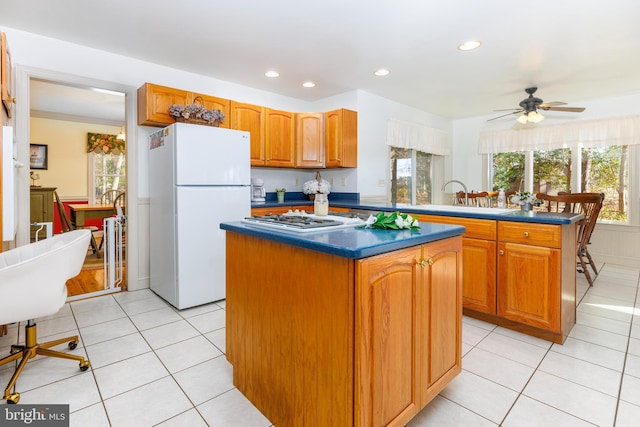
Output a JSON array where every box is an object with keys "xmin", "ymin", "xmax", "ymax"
[{"xmin": 220, "ymin": 220, "xmax": 465, "ymax": 427}]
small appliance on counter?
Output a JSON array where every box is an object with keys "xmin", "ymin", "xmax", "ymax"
[{"xmin": 251, "ymin": 178, "xmax": 266, "ymax": 202}]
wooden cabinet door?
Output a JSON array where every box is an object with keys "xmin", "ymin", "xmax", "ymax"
[
  {"xmin": 137, "ymin": 83, "xmax": 190, "ymax": 126},
  {"xmin": 325, "ymin": 108, "xmax": 357, "ymax": 168},
  {"xmin": 295, "ymin": 113, "xmax": 324, "ymax": 168},
  {"xmin": 356, "ymin": 247, "xmax": 420, "ymax": 427},
  {"xmin": 462, "ymin": 237, "xmax": 497, "ymax": 314},
  {"xmin": 497, "ymin": 242, "xmax": 561, "ymax": 331},
  {"xmin": 420, "ymin": 237, "xmax": 463, "ymax": 405},
  {"xmin": 198, "ymin": 94, "xmax": 231, "ymax": 129},
  {"xmin": 230, "ymin": 102, "xmax": 265, "ymax": 166},
  {"xmin": 265, "ymin": 109, "xmax": 295, "ymax": 167}
]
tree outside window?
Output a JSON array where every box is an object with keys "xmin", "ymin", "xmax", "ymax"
[
  {"xmin": 491, "ymin": 146, "xmax": 629, "ymax": 222},
  {"xmin": 390, "ymin": 147, "xmax": 432, "ymax": 204}
]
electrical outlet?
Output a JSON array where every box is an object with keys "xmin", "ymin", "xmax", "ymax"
[
  {"xmin": 341, "ymin": 178, "xmax": 347, "ymax": 186},
  {"xmin": 295, "ymin": 178, "xmax": 299, "ymax": 186},
  {"xmin": 330, "ymin": 178, "xmax": 334, "ymax": 186},
  {"xmin": 378, "ymin": 179, "xmax": 385, "ymax": 187}
]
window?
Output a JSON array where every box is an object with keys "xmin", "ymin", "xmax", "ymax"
[
  {"xmin": 90, "ymin": 152, "xmax": 126, "ymax": 203},
  {"xmin": 390, "ymin": 147, "xmax": 433, "ymax": 204},
  {"xmin": 491, "ymin": 145, "xmax": 631, "ymax": 223}
]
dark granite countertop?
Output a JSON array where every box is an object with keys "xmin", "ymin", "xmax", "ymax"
[{"xmin": 220, "ymin": 221, "xmax": 465, "ymax": 259}]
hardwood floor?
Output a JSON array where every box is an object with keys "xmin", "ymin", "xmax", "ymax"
[
  {"xmin": 65, "ymin": 237, "xmax": 127, "ymax": 298},
  {"xmin": 65, "ymin": 266, "xmax": 127, "ymax": 297}
]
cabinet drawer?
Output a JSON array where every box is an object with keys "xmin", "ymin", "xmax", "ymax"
[
  {"xmin": 498, "ymin": 222, "xmax": 561, "ymax": 248},
  {"xmin": 416, "ymin": 215, "xmax": 496, "ymax": 240}
]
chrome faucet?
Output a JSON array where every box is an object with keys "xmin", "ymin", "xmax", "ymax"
[{"xmin": 441, "ymin": 180, "xmax": 468, "ymax": 205}]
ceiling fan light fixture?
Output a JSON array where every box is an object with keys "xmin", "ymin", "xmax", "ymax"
[
  {"xmin": 528, "ymin": 110, "xmax": 544, "ymax": 123},
  {"xmin": 516, "ymin": 113, "xmax": 528, "ymax": 124}
]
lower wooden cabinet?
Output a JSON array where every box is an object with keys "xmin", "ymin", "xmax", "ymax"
[
  {"xmin": 414, "ymin": 213, "xmax": 576, "ymax": 343},
  {"xmin": 497, "ymin": 241, "xmax": 561, "ymax": 331},
  {"xmin": 462, "ymin": 237, "xmax": 497, "ymax": 314},
  {"xmin": 355, "ymin": 238, "xmax": 462, "ymax": 426}
]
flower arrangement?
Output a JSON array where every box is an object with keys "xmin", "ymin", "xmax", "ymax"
[
  {"xmin": 360, "ymin": 211, "xmax": 421, "ymax": 231},
  {"xmin": 303, "ymin": 171, "xmax": 331, "ymax": 195},
  {"xmin": 510, "ymin": 191, "xmax": 538, "ymax": 206},
  {"xmin": 168, "ymin": 100, "xmax": 225, "ymax": 126}
]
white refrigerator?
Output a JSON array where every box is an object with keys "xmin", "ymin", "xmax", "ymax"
[{"xmin": 149, "ymin": 123, "xmax": 250, "ymax": 309}]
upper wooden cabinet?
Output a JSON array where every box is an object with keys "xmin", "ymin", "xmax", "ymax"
[
  {"xmin": 138, "ymin": 83, "xmax": 190, "ymax": 127},
  {"xmin": 295, "ymin": 113, "xmax": 324, "ymax": 168},
  {"xmin": 230, "ymin": 101, "xmax": 266, "ymax": 166},
  {"xmin": 137, "ymin": 83, "xmax": 357, "ymax": 169},
  {"xmin": 137, "ymin": 83, "xmax": 230, "ymax": 128},
  {"xmin": 265, "ymin": 109, "xmax": 295, "ymax": 167},
  {"xmin": 325, "ymin": 108, "xmax": 357, "ymax": 168},
  {"xmin": 194, "ymin": 94, "xmax": 230, "ymax": 129}
]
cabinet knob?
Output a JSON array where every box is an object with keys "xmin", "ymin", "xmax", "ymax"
[
  {"xmin": 523, "ymin": 231, "xmax": 529, "ymax": 237},
  {"xmin": 419, "ymin": 258, "xmax": 434, "ymax": 268},
  {"xmin": 499, "ymin": 250, "xmax": 504, "ymax": 256}
]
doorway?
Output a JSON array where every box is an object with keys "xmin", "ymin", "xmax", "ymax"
[{"xmin": 15, "ymin": 66, "xmax": 138, "ymax": 299}]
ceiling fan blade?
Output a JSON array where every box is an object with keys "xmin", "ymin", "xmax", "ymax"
[
  {"xmin": 493, "ymin": 108, "xmax": 522, "ymax": 112},
  {"xmin": 487, "ymin": 110, "xmax": 522, "ymax": 121},
  {"xmin": 539, "ymin": 101, "xmax": 567, "ymax": 108},
  {"xmin": 542, "ymin": 106, "xmax": 586, "ymax": 112}
]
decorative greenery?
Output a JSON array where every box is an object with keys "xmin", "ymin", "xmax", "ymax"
[
  {"xmin": 510, "ymin": 191, "xmax": 538, "ymax": 206},
  {"xmin": 359, "ymin": 211, "xmax": 420, "ymax": 231},
  {"xmin": 275, "ymin": 188, "xmax": 286, "ymax": 192},
  {"xmin": 168, "ymin": 102, "xmax": 225, "ymax": 124},
  {"xmin": 87, "ymin": 133, "xmax": 125, "ymax": 155}
]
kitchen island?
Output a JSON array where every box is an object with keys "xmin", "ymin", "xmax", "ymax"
[{"xmin": 220, "ymin": 220, "xmax": 465, "ymax": 427}]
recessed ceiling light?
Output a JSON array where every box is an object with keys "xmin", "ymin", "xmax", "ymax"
[
  {"xmin": 265, "ymin": 70, "xmax": 280, "ymax": 78},
  {"xmin": 302, "ymin": 81, "xmax": 316, "ymax": 88},
  {"xmin": 374, "ymin": 69, "xmax": 390, "ymax": 76},
  {"xmin": 458, "ymin": 40, "xmax": 482, "ymax": 51}
]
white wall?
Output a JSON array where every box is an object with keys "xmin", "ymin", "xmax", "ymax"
[{"xmin": 30, "ymin": 118, "xmax": 120, "ymax": 199}]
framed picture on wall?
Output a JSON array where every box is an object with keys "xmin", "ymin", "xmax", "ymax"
[{"xmin": 30, "ymin": 144, "xmax": 48, "ymax": 170}]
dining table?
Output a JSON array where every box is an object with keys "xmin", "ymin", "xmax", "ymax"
[{"xmin": 68, "ymin": 203, "xmax": 114, "ymax": 228}]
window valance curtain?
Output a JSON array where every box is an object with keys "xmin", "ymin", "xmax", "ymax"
[
  {"xmin": 387, "ymin": 118, "xmax": 450, "ymax": 155},
  {"xmin": 87, "ymin": 133, "xmax": 126, "ymax": 155},
  {"xmin": 478, "ymin": 115, "xmax": 640, "ymax": 153}
]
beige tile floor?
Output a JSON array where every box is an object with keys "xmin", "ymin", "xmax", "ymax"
[{"xmin": 1, "ymin": 263, "xmax": 638, "ymax": 426}]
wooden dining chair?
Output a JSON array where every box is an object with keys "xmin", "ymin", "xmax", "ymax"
[
  {"xmin": 455, "ymin": 191, "xmax": 492, "ymax": 207},
  {"xmin": 99, "ymin": 189, "xmax": 124, "ymax": 205},
  {"xmin": 53, "ymin": 191, "xmax": 102, "ymax": 258},
  {"xmin": 536, "ymin": 192, "xmax": 604, "ymax": 286}
]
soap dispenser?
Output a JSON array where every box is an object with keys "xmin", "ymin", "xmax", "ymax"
[{"xmin": 497, "ymin": 189, "xmax": 506, "ymax": 208}]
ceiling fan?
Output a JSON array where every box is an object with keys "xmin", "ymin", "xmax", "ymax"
[{"xmin": 488, "ymin": 87, "xmax": 585, "ymax": 123}]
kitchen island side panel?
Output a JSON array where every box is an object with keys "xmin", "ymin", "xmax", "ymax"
[{"xmin": 225, "ymin": 232, "xmax": 354, "ymax": 427}]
